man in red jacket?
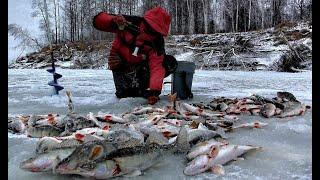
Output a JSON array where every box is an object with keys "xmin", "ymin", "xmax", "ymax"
[{"xmin": 93, "ymin": 7, "xmax": 177, "ymax": 105}]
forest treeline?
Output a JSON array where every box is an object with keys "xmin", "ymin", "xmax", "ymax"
[{"xmin": 9, "ymin": 0, "xmax": 312, "ymax": 49}]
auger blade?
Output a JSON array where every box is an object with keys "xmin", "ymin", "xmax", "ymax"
[
  {"xmin": 54, "ymin": 73, "xmax": 63, "ymax": 79},
  {"xmin": 48, "ymin": 81, "xmax": 64, "ymax": 90},
  {"xmin": 47, "ymin": 68, "xmax": 55, "ymax": 74},
  {"xmin": 54, "ymin": 85, "xmax": 64, "ymax": 91}
]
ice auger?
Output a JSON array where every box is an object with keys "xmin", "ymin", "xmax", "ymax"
[{"xmin": 47, "ymin": 51, "xmax": 64, "ymax": 95}]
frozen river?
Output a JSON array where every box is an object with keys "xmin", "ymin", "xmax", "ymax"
[{"xmin": 8, "ymin": 69, "xmax": 312, "ymax": 180}]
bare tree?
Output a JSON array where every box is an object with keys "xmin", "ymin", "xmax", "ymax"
[
  {"xmin": 248, "ymin": 0, "xmax": 252, "ymax": 30},
  {"xmin": 202, "ymin": 0, "xmax": 209, "ymax": 34},
  {"xmin": 8, "ymin": 24, "xmax": 43, "ymax": 50}
]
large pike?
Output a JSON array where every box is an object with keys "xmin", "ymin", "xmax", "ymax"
[
  {"xmin": 54, "ymin": 125, "xmax": 190, "ymax": 174},
  {"xmin": 55, "ymin": 150, "xmax": 162, "ymax": 179}
]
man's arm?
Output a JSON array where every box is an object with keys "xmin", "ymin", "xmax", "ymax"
[
  {"xmin": 145, "ymin": 51, "xmax": 165, "ymax": 104},
  {"xmin": 92, "ymin": 12, "xmax": 120, "ymax": 33}
]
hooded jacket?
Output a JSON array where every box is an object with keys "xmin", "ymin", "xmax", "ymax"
[{"xmin": 93, "ymin": 7, "xmax": 171, "ymax": 93}]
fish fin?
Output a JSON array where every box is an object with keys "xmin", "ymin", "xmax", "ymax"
[
  {"xmin": 224, "ymin": 127, "xmax": 233, "ymax": 133},
  {"xmin": 175, "ymin": 126, "xmax": 190, "ymax": 153},
  {"xmin": 89, "ymin": 145, "xmax": 104, "ymax": 160},
  {"xmin": 52, "ymin": 156, "xmax": 62, "ymax": 174},
  {"xmin": 189, "ymin": 121, "xmax": 199, "ymax": 129},
  {"xmin": 146, "ymin": 132, "xmax": 168, "ymax": 146},
  {"xmin": 112, "ymin": 164, "xmax": 122, "ymax": 176},
  {"xmin": 123, "ymin": 170, "xmax": 142, "ymax": 177},
  {"xmin": 211, "ymin": 164, "xmax": 225, "ymax": 175},
  {"xmin": 198, "ymin": 123, "xmax": 208, "ymax": 130},
  {"xmin": 75, "ymin": 133, "xmax": 85, "ymax": 142},
  {"xmin": 208, "ymin": 145, "xmax": 220, "ymax": 158}
]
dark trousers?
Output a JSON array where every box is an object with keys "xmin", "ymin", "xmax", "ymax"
[{"xmin": 112, "ymin": 62, "xmax": 150, "ymax": 98}]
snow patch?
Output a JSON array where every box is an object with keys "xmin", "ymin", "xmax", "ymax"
[
  {"xmin": 8, "ymin": 132, "xmax": 38, "ymax": 140},
  {"xmin": 174, "ymin": 51, "xmax": 194, "ymax": 61}
]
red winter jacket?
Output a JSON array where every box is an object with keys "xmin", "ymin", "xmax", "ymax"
[{"xmin": 93, "ymin": 7, "xmax": 171, "ymax": 92}]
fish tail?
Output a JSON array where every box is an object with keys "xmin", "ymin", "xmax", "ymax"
[{"xmin": 175, "ymin": 126, "xmax": 190, "ymax": 153}]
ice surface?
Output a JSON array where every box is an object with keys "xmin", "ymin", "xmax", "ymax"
[{"xmin": 8, "ymin": 69, "xmax": 312, "ymax": 179}]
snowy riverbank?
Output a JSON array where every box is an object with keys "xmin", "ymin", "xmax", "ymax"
[{"xmin": 9, "ymin": 21, "xmax": 312, "ymax": 72}]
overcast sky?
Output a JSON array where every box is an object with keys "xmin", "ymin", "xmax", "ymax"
[{"xmin": 8, "ymin": 0, "xmax": 41, "ymax": 63}]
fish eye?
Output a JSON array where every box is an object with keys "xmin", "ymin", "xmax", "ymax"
[
  {"xmin": 107, "ymin": 135, "xmax": 114, "ymax": 141},
  {"xmin": 80, "ymin": 162, "xmax": 95, "ymax": 170},
  {"xmin": 43, "ymin": 147, "xmax": 48, "ymax": 152}
]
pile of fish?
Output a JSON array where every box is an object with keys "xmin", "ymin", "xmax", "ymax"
[{"xmin": 8, "ymin": 91, "xmax": 310, "ymax": 178}]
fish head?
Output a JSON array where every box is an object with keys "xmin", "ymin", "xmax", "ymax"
[
  {"xmin": 261, "ymin": 103, "xmax": 276, "ymax": 117},
  {"xmin": 60, "ymin": 160, "xmax": 116, "ymax": 179},
  {"xmin": 65, "ymin": 120, "xmax": 75, "ymax": 132},
  {"xmin": 184, "ymin": 155, "xmax": 209, "ymax": 176},
  {"xmin": 20, "ymin": 156, "xmax": 56, "ymax": 172},
  {"xmin": 105, "ymin": 130, "xmax": 127, "ymax": 143},
  {"xmin": 208, "ymin": 145, "xmax": 220, "ymax": 158},
  {"xmin": 36, "ymin": 137, "xmax": 61, "ymax": 154},
  {"xmin": 54, "ymin": 141, "xmax": 107, "ymax": 174}
]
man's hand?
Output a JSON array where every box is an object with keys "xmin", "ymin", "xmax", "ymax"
[
  {"xmin": 113, "ymin": 15, "xmax": 127, "ymax": 30},
  {"xmin": 148, "ymin": 96, "xmax": 159, "ymax": 105}
]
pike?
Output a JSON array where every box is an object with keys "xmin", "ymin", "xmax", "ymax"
[
  {"xmin": 186, "ymin": 139, "xmax": 228, "ymax": 160},
  {"xmin": 277, "ymin": 91, "xmax": 299, "ymax": 102},
  {"xmin": 277, "ymin": 101, "xmax": 306, "ymax": 118},
  {"xmin": 131, "ymin": 107, "xmax": 165, "ymax": 115},
  {"xmin": 238, "ymin": 104, "xmax": 262, "ymax": 112},
  {"xmin": 158, "ymin": 119, "xmax": 183, "ymax": 127},
  {"xmin": 187, "ymin": 126, "xmax": 223, "ymax": 145},
  {"xmin": 133, "ymin": 113, "xmax": 168, "ymax": 126},
  {"xmin": 184, "ymin": 144, "xmax": 261, "ymax": 175},
  {"xmin": 182, "ymin": 103, "xmax": 224, "ymax": 118},
  {"xmin": 54, "ymin": 126, "xmax": 190, "ymax": 174},
  {"xmin": 55, "ymin": 150, "xmax": 162, "ymax": 179},
  {"xmin": 249, "ymin": 94, "xmax": 284, "ymax": 109},
  {"xmin": 20, "ymin": 148, "xmax": 75, "ymax": 172},
  {"xmin": 227, "ymin": 122, "xmax": 268, "ymax": 132},
  {"xmin": 104, "ymin": 128, "xmax": 144, "ymax": 149},
  {"xmin": 36, "ymin": 132, "xmax": 106, "ymax": 154},
  {"xmin": 62, "ymin": 114, "xmax": 98, "ymax": 136},
  {"xmin": 223, "ymin": 114, "xmax": 239, "ymax": 121},
  {"xmin": 96, "ymin": 111, "xmax": 129, "ymax": 124},
  {"xmin": 155, "ymin": 124, "xmax": 181, "ymax": 138},
  {"xmin": 135, "ymin": 125, "xmax": 169, "ymax": 145}
]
